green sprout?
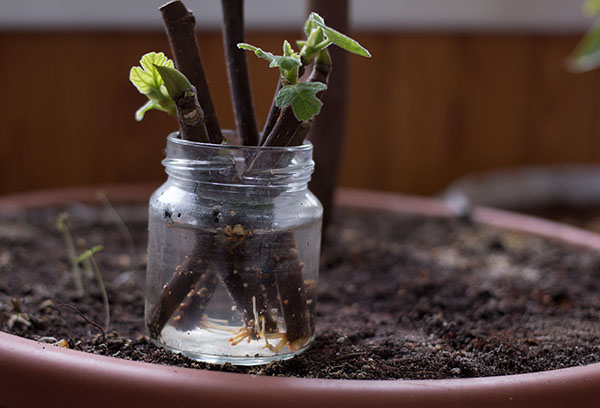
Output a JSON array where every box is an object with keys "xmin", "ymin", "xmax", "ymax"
[
  {"xmin": 129, "ymin": 13, "xmax": 370, "ymax": 125},
  {"xmin": 238, "ymin": 13, "xmax": 370, "ymax": 122},
  {"xmin": 77, "ymin": 245, "xmax": 110, "ymax": 333},
  {"xmin": 56, "ymin": 213, "xmax": 84, "ymax": 297}
]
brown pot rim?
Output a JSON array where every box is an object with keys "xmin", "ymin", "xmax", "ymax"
[{"xmin": 1, "ymin": 184, "xmax": 599, "ymax": 407}]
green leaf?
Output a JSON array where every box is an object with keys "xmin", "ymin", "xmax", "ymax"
[
  {"xmin": 275, "ymin": 82, "xmax": 328, "ymax": 121},
  {"xmin": 569, "ymin": 18, "xmax": 600, "ymax": 72},
  {"xmin": 77, "ymin": 245, "xmax": 104, "ymax": 263},
  {"xmin": 308, "ymin": 13, "xmax": 371, "ymax": 58},
  {"xmin": 238, "ymin": 43, "xmax": 301, "ymax": 70},
  {"xmin": 238, "ymin": 43, "xmax": 275, "ymax": 62},
  {"xmin": 129, "ymin": 52, "xmax": 174, "ymax": 94}
]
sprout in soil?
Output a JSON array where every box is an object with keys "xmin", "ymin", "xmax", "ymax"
[{"xmin": 129, "ymin": 0, "xmax": 370, "ymax": 354}]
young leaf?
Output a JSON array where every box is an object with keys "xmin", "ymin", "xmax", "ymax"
[
  {"xmin": 308, "ymin": 12, "xmax": 371, "ymax": 58},
  {"xmin": 283, "ymin": 40, "xmax": 294, "ymax": 57},
  {"xmin": 238, "ymin": 43, "xmax": 301, "ymax": 70},
  {"xmin": 568, "ymin": 18, "xmax": 600, "ymax": 73},
  {"xmin": 275, "ymin": 82, "xmax": 328, "ymax": 121},
  {"xmin": 129, "ymin": 52, "xmax": 177, "ymax": 120},
  {"xmin": 238, "ymin": 42, "xmax": 301, "ymax": 84},
  {"xmin": 130, "ymin": 52, "xmax": 174, "ymax": 94}
]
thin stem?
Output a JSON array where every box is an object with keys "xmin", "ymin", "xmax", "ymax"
[
  {"xmin": 160, "ymin": 0, "xmax": 222, "ymax": 143},
  {"xmin": 55, "ymin": 304, "xmax": 106, "ymax": 339},
  {"xmin": 221, "ymin": 0, "xmax": 259, "ymax": 146}
]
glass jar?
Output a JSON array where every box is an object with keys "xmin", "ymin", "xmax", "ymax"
[{"xmin": 146, "ymin": 133, "xmax": 322, "ymax": 366}]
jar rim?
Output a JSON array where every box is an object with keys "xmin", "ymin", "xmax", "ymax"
[{"xmin": 167, "ymin": 132, "xmax": 313, "ymax": 152}]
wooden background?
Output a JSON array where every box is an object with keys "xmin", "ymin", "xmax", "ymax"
[{"xmin": 1, "ymin": 30, "xmax": 599, "ymax": 196}]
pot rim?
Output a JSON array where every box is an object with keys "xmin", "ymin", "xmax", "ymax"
[{"xmin": 1, "ymin": 184, "xmax": 599, "ymax": 407}]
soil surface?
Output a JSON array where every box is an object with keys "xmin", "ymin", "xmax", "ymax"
[{"xmin": 1, "ymin": 202, "xmax": 600, "ymax": 380}]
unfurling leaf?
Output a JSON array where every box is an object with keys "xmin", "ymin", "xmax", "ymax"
[
  {"xmin": 129, "ymin": 52, "xmax": 176, "ymax": 120},
  {"xmin": 275, "ymin": 82, "xmax": 328, "ymax": 121},
  {"xmin": 237, "ymin": 43, "xmax": 301, "ymax": 70},
  {"xmin": 154, "ymin": 65, "xmax": 193, "ymax": 99},
  {"xmin": 129, "ymin": 52, "xmax": 174, "ymax": 94},
  {"xmin": 308, "ymin": 13, "xmax": 371, "ymax": 58}
]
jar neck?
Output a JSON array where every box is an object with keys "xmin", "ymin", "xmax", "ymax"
[{"xmin": 162, "ymin": 133, "xmax": 315, "ymax": 194}]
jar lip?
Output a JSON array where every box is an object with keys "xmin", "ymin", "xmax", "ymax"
[{"xmin": 167, "ymin": 132, "xmax": 313, "ymax": 152}]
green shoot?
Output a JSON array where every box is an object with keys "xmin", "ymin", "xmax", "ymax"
[
  {"xmin": 129, "ymin": 52, "xmax": 177, "ymax": 121},
  {"xmin": 77, "ymin": 245, "xmax": 110, "ymax": 333},
  {"xmin": 154, "ymin": 64, "xmax": 194, "ymax": 100},
  {"xmin": 238, "ymin": 12, "xmax": 370, "ymax": 123},
  {"xmin": 56, "ymin": 213, "xmax": 84, "ymax": 297}
]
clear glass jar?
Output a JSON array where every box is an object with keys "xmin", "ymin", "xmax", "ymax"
[{"xmin": 146, "ymin": 133, "xmax": 322, "ymax": 365}]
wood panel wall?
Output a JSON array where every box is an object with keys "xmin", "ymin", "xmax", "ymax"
[{"xmin": 1, "ymin": 31, "xmax": 599, "ymax": 196}]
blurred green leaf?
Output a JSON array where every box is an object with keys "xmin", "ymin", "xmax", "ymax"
[
  {"xmin": 568, "ymin": 18, "xmax": 600, "ymax": 72},
  {"xmin": 583, "ymin": 0, "xmax": 600, "ymax": 17}
]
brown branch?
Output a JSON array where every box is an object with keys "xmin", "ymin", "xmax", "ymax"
[
  {"xmin": 171, "ymin": 270, "xmax": 218, "ymax": 331},
  {"xmin": 160, "ymin": 0, "xmax": 223, "ymax": 143},
  {"xmin": 288, "ymin": 120, "xmax": 312, "ymax": 147},
  {"xmin": 261, "ymin": 106, "xmax": 301, "ymax": 147},
  {"xmin": 221, "ymin": 0, "xmax": 259, "ymax": 146},
  {"xmin": 306, "ymin": 0, "xmax": 349, "ymax": 232},
  {"xmin": 260, "ymin": 80, "xmax": 282, "ymax": 145},
  {"xmin": 174, "ymin": 88, "xmax": 210, "ymax": 143},
  {"xmin": 147, "ymin": 247, "xmax": 209, "ymax": 338}
]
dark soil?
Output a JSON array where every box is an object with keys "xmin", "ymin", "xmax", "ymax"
[{"xmin": 1, "ymin": 202, "xmax": 600, "ymax": 380}]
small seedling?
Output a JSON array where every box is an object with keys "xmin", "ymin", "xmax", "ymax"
[
  {"xmin": 56, "ymin": 213, "xmax": 84, "ymax": 297},
  {"xmin": 77, "ymin": 245, "xmax": 110, "ymax": 333}
]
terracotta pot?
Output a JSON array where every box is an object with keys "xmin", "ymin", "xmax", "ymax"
[
  {"xmin": 444, "ymin": 164, "xmax": 600, "ymax": 210},
  {"xmin": 1, "ymin": 185, "xmax": 599, "ymax": 408}
]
